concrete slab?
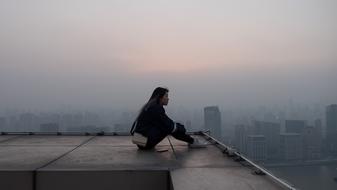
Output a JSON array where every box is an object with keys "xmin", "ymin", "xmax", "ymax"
[
  {"xmin": 165, "ymin": 136, "xmax": 190, "ymax": 146},
  {"xmin": 0, "ymin": 135, "xmax": 286, "ymax": 190},
  {"xmin": 85, "ymin": 136, "xmax": 133, "ymax": 146},
  {"xmin": 171, "ymin": 168, "xmax": 285, "ymax": 190},
  {"xmin": 174, "ymin": 145, "xmax": 241, "ymax": 168},
  {"xmin": 156, "ymin": 135, "xmax": 202, "ymax": 146},
  {"xmin": 0, "ymin": 136, "xmax": 92, "ymax": 146},
  {"xmin": 0, "ymin": 135, "xmax": 18, "ymax": 143},
  {"xmin": 86, "ymin": 136, "xmax": 170, "ymax": 147},
  {"xmin": 42, "ymin": 146, "xmax": 178, "ymax": 170},
  {"xmin": 73, "ymin": 134, "xmax": 196, "ymax": 147},
  {"xmin": 0, "ymin": 146, "xmax": 75, "ymax": 170}
]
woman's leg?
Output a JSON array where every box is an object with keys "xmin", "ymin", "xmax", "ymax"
[
  {"xmin": 137, "ymin": 126, "xmax": 194, "ymax": 149},
  {"xmin": 171, "ymin": 126, "xmax": 194, "ymax": 144},
  {"xmin": 140, "ymin": 129, "xmax": 167, "ymax": 149}
]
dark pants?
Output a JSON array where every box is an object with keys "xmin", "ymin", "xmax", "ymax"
[{"xmin": 137, "ymin": 126, "xmax": 194, "ymax": 150}]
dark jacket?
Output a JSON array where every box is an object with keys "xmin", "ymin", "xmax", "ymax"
[{"xmin": 134, "ymin": 104, "xmax": 174, "ymax": 137}]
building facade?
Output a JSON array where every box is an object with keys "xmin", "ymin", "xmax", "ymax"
[
  {"xmin": 280, "ymin": 133, "xmax": 303, "ymax": 161},
  {"xmin": 326, "ymin": 104, "xmax": 337, "ymax": 155},
  {"xmin": 204, "ymin": 106, "xmax": 222, "ymax": 140},
  {"xmin": 250, "ymin": 120, "xmax": 280, "ymax": 160},
  {"xmin": 246, "ymin": 135, "xmax": 267, "ymax": 161}
]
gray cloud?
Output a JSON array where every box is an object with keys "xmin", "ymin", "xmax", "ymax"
[{"xmin": 1, "ymin": 0, "xmax": 336, "ymax": 111}]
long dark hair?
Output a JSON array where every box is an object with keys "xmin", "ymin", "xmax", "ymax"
[{"xmin": 130, "ymin": 87, "xmax": 169, "ymax": 134}]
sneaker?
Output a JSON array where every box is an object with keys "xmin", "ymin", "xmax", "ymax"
[{"xmin": 188, "ymin": 138, "xmax": 207, "ymax": 148}]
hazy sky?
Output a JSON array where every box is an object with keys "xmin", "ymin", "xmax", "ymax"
[{"xmin": 1, "ymin": 0, "xmax": 336, "ymax": 111}]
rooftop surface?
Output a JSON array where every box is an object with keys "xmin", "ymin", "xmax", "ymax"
[{"xmin": 0, "ymin": 134, "xmax": 287, "ymax": 190}]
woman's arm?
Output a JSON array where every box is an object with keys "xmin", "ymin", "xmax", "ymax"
[{"xmin": 152, "ymin": 105, "xmax": 175, "ymax": 134}]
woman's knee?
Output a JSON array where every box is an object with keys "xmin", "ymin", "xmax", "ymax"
[{"xmin": 174, "ymin": 123, "xmax": 186, "ymax": 134}]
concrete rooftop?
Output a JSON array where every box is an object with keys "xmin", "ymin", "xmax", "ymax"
[{"xmin": 0, "ymin": 134, "xmax": 286, "ymax": 190}]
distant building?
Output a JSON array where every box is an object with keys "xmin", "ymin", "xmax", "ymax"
[
  {"xmin": 66, "ymin": 125, "xmax": 108, "ymax": 133},
  {"xmin": 204, "ymin": 106, "xmax": 222, "ymax": 140},
  {"xmin": 19, "ymin": 113, "xmax": 37, "ymax": 131},
  {"xmin": 0, "ymin": 117, "xmax": 6, "ymax": 131},
  {"xmin": 73, "ymin": 113, "xmax": 84, "ymax": 126},
  {"xmin": 185, "ymin": 120, "xmax": 192, "ymax": 131},
  {"xmin": 263, "ymin": 112, "xmax": 277, "ymax": 123},
  {"xmin": 280, "ymin": 133, "xmax": 303, "ymax": 161},
  {"xmin": 326, "ymin": 104, "xmax": 337, "ymax": 154},
  {"xmin": 303, "ymin": 126, "xmax": 322, "ymax": 160},
  {"xmin": 314, "ymin": 119, "xmax": 324, "ymax": 153},
  {"xmin": 8, "ymin": 115, "xmax": 20, "ymax": 132},
  {"xmin": 234, "ymin": 125, "xmax": 246, "ymax": 153},
  {"xmin": 40, "ymin": 123, "xmax": 59, "ymax": 132},
  {"xmin": 61, "ymin": 114, "xmax": 76, "ymax": 129},
  {"xmin": 84, "ymin": 112, "xmax": 100, "ymax": 126},
  {"xmin": 285, "ymin": 120, "xmax": 306, "ymax": 134},
  {"xmin": 66, "ymin": 126, "xmax": 82, "ymax": 132},
  {"xmin": 38, "ymin": 113, "xmax": 61, "ymax": 125},
  {"xmin": 314, "ymin": 119, "xmax": 323, "ymax": 137},
  {"xmin": 97, "ymin": 126, "xmax": 112, "ymax": 133},
  {"xmin": 246, "ymin": 135, "xmax": 267, "ymax": 161},
  {"xmin": 250, "ymin": 121, "xmax": 280, "ymax": 160},
  {"xmin": 114, "ymin": 123, "xmax": 131, "ymax": 133},
  {"xmin": 81, "ymin": 125, "xmax": 99, "ymax": 132}
]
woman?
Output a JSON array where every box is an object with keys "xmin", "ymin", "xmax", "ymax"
[{"xmin": 130, "ymin": 87, "xmax": 206, "ymax": 149}]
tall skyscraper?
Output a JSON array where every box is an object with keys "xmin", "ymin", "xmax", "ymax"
[
  {"xmin": 250, "ymin": 121, "xmax": 280, "ymax": 160},
  {"xmin": 303, "ymin": 126, "xmax": 322, "ymax": 160},
  {"xmin": 326, "ymin": 104, "xmax": 337, "ymax": 154},
  {"xmin": 0, "ymin": 117, "xmax": 6, "ymax": 131},
  {"xmin": 246, "ymin": 135, "xmax": 267, "ymax": 161},
  {"xmin": 280, "ymin": 133, "xmax": 303, "ymax": 161},
  {"xmin": 234, "ymin": 125, "xmax": 246, "ymax": 153},
  {"xmin": 285, "ymin": 120, "xmax": 306, "ymax": 134},
  {"xmin": 204, "ymin": 106, "xmax": 221, "ymax": 140},
  {"xmin": 185, "ymin": 120, "xmax": 192, "ymax": 131},
  {"xmin": 314, "ymin": 119, "xmax": 323, "ymax": 138}
]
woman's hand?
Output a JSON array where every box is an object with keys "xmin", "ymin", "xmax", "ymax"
[{"xmin": 175, "ymin": 123, "xmax": 186, "ymax": 134}]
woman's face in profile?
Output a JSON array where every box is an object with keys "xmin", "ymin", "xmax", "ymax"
[{"xmin": 160, "ymin": 92, "xmax": 169, "ymax": 106}]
